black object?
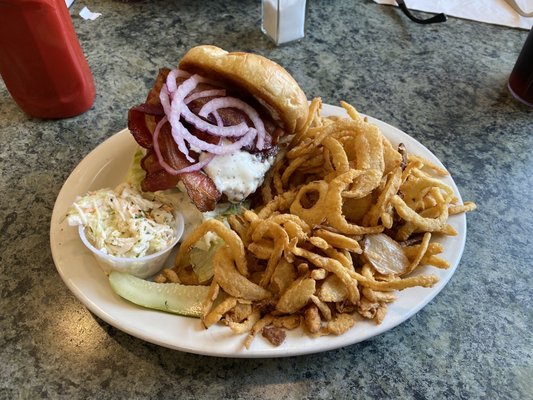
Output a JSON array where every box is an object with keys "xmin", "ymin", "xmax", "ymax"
[{"xmin": 396, "ymin": 0, "xmax": 447, "ymax": 24}]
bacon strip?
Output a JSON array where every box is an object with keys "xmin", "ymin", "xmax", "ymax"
[
  {"xmin": 128, "ymin": 69, "xmax": 221, "ymax": 212},
  {"xmin": 137, "ymin": 149, "xmax": 221, "ymax": 211}
]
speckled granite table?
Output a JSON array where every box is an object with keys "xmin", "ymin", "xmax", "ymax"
[{"xmin": 1, "ymin": 0, "xmax": 531, "ymax": 398}]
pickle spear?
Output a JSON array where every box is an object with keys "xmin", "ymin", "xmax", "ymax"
[{"xmin": 109, "ymin": 272, "xmax": 209, "ymax": 317}]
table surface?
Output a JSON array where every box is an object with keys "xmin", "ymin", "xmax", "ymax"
[{"xmin": 1, "ymin": 0, "xmax": 531, "ymax": 399}]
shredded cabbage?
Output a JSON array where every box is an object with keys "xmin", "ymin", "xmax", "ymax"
[{"xmin": 67, "ymin": 183, "xmax": 177, "ymax": 258}]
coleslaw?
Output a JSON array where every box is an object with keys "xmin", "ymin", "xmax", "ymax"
[{"xmin": 67, "ymin": 183, "xmax": 178, "ymax": 258}]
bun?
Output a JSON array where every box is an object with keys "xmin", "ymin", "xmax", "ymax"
[{"xmin": 179, "ymin": 45, "xmax": 309, "ymax": 134}]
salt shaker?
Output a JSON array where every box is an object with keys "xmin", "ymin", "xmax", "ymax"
[
  {"xmin": 261, "ymin": 0, "xmax": 307, "ymax": 45},
  {"xmin": 0, "ymin": 0, "xmax": 95, "ymax": 119}
]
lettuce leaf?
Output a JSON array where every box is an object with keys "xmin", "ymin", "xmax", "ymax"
[
  {"xmin": 189, "ymin": 236, "xmax": 224, "ymax": 283},
  {"xmin": 125, "ymin": 147, "xmax": 147, "ymax": 189}
]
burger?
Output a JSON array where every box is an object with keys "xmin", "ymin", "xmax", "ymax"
[{"xmin": 128, "ymin": 45, "xmax": 309, "ymax": 212}]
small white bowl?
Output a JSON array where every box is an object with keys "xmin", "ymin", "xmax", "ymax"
[{"xmin": 78, "ymin": 213, "xmax": 184, "ymax": 279}]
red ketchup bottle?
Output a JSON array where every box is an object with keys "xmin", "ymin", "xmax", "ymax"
[{"xmin": 0, "ymin": 0, "xmax": 95, "ymax": 118}]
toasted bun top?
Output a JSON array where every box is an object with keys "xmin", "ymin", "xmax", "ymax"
[{"xmin": 179, "ymin": 45, "xmax": 309, "ymax": 135}]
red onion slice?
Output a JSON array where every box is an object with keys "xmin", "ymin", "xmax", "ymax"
[
  {"xmin": 166, "ymin": 69, "xmax": 191, "ymax": 93},
  {"xmin": 212, "ymin": 110, "xmax": 223, "ymax": 127},
  {"xmin": 169, "ymin": 74, "xmax": 249, "ymax": 138},
  {"xmin": 199, "ymin": 97, "xmax": 266, "ymax": 150},
  {"xmin": 152, "ymin": 116, "xmax": 180, "ymax": 175},
  {"xmin": 181, "ymin": 127, "xmax": 257, "ymax": 155},
  {"xmin": 174, "ymin": 119, "xmax": 224, "ymax": 174},
  {"xmin": 160, "ymin": 84, "xmax": 193, "ymax": 162},
  {"xmin": 185, "ymin": 89, "xmax": 226, "ymax": 104},
  {"xmin": 181, "ymin": 106, "xmax": 250, "ymax": 137},
  {"xmin": 152, "ymin": 116, "xmax": 220, "ymax": 175},
  {"xmin": 172, "ymin": 124, "xmax": 195, "ymax": 163},
  {"xmin": 159, "ymin": 83, "xmax": 171, "ymax": 114},
  {"xmin": 168, "ymin": 76, "xmax": 207, "ymax": 162}
]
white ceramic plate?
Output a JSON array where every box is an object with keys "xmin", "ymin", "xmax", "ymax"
[{"xmin": 50, "ymin": 104, "xmax": 467, "ymax": 358}]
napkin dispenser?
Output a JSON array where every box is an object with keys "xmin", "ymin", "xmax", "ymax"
[{"xmin": 262, "ymin": 0, "xmax": 307, "ymax": 45}]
